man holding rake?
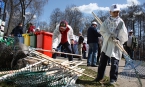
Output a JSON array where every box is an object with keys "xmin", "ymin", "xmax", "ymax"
[{"xmin": 93, "ymin": 4, "xmax": 128, "ymax": 84}]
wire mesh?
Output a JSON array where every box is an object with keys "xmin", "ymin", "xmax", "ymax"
[
  {"xmin": 0, "ymin": 42, "xmax": 85, "ymax": 87},
  {"xmin": 119, "ymin": 53, "xmax": 145, "ymax": 87},
  {"xmin": 0, "ymin": 57, "xmax": 81, "ymax": 87},
  {"xmin": 120, "ymin": 54, "xmax": 145, "ymax": 79}
]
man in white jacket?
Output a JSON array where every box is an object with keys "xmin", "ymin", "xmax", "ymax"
[
  {"xmin": 94, "ymin": 4, "xmax": 128, "ymax": 84},
  {"xmin": 52, "ymin": 20, "xmax": 74, "ymax": 61}
]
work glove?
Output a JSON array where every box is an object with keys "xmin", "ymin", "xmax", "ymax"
[
  {"xmin": 52, "ymin": 48, "xmax": 56, "ymax": 54},
  {"xmin": 110, "ymin": 33, "xmax": 117, "ymax": 38},
  {"xmin": 113, "ymin": 39, "xmax": 120, "ymax": 44}
]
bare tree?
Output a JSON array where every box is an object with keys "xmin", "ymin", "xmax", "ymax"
[
  {"xmin": 82, "ymin": 16, "xmax": 93, "ymax": 36},
  {"xmin": 96, "ymin": 10, "xmax": 109, "ymax": 22},
  {"xmin": 63, "ymin": 5, "xmax": 83, "ymax": 35},
  {"xmin": 39, "ymin": 21, "xmax": 49, "ymax": 31},
  {"xmin": 5, "ymin": 0, "xmax": 48, "ymax": 35},
  {"xmin": 48, "ymin": 8, "xmax": 63, "ymax": 32},
  {"xmin": 21, "ymin": 0, "xmax": 48, "ymax": 32},
  {"xmin": 20, "ymin": 0, "xmax": 32, "ymax": 26},
  {"xmin": 6, "ymin": 0, "xmax": 21, "ymax": 35}
]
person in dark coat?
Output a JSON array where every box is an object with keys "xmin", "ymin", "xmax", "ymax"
[
  {"xmin": 11, "ymin": 23, "xmax": 23, "ymax": 45},
  {"xmin": 87, "ymin": 21, "xmax": 101, "ymax": 67}
]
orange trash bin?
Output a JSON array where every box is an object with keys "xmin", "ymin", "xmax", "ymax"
[
  {"xmin": 35, "ymin": 31, "xmax": 53, "ymax": 57},
  {"xmin": 43, "ymin": 32, "xmax": 53, "ymax": 57}
]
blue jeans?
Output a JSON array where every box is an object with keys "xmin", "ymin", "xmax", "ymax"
[
  {"xmin": 14, "ymin": 36, "xmax": 19, "ymax": 45},
  {"xmin": 87, "ymin": 43, "xmax": 98, "ymax": 65}
]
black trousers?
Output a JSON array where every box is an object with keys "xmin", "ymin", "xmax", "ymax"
[
  {"xmin": 125, "ymin": 46, "xmax": 133, "ymax": 59},
  {"xmin": 96, "ymin": 52, "xmax": 119, "ymax": 82},
  {"xmin": 97, "ymin": 44, "xmax": 101, "ymax": 62},
  {"xmin": 52, "ymin": 42, "xmax": 73, "ymax": 61}
]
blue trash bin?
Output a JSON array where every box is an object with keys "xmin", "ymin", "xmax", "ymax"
[{"xmin": 17, "ymin": 34, "xmax": 24, "ymax": 44}]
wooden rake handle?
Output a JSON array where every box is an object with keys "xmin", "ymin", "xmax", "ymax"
[
  {"xmin": 92, "ymin": 12, "xmax": 103, "ymax": 25},
  {"xmin": 31, "ymin": 48, "xmax": 82, "ymax": 57},
  {"xmin": 115, "ymin": 42, "xmax": 128, "ymax": 55},
  {"xmin": 31, "ymin": 51, "xmax": 95, "ymax": 79}
]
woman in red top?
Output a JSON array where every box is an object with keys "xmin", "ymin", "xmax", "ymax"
[{"xmin": 28, "ymin": 23, "xmax": 35, "ymax": 33}]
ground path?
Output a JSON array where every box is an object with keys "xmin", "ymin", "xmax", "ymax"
[{"xmin": 55, "ymin": 57, "xmax": 145, "ymax": 87}]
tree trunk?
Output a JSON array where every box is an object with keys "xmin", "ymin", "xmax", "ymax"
[{"xmin": 6, "ymin": 0, "xmax": 14, "ymax": 35}]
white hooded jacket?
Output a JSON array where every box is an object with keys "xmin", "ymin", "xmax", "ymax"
[
  {"xmin": 100, "ymin": 17, "xmax": 128, "ymax": 60},
  {"xmin": 52, "ymin": 24, "xmax": 74, "ymax": 49}
]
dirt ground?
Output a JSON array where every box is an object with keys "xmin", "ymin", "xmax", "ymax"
[
  {"xmin": 87, "ymin": 59, "xmax": 145, "ymax": 87},
  {"xmin": 56, "ymin": 57, "xmax": 145, "ymax": 87}
]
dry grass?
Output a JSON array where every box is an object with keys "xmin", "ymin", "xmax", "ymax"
[{"xmin": 76, "ymin": 65, "xmax": 115, "ymax": 87}]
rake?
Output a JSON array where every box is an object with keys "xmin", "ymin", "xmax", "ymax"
[
  {"xmin": 0, "ymin": 45, "xmax": 88, "ymax": 87},
  {"xmin": 92, "ymin": 12, "xmax": 145, "ymax": 87},
  {"xmin": 28, "ymin": 47, "xmax": 95, "ymax": 79},
  {"xmin": 28, "ymin": 47, "xmax": 82, "ymax": 57},
  {"xmin": 0, "ymin": 57, "xmax": 83, "ymax": 87},
  {"xmin": 115, "ymin": 42, "xmax": 144, "ymax": 86}
]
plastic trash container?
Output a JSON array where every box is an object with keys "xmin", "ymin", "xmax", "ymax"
[
  {"xmin": 6, "ymin": 37, "xmax": 14, "ymax": 46},
  {"xmin": 35, "ymin": 31, "xmax": 44, "ymax": 53},
  {"xmin": 0, "ymin": 37, "xmax": 3, "ymax": 41},
  {"xmin": 43, "ymin": 32, "xmax": 53, "ymax": 57},
  {"xmin": 36, "ymin": 31, "xmax": 43, "ymax": 49},
  {"xmin": 18, "ymin": 37, "xmax": 24, "ymax": 43},
  {"xmin": 29, "ymin": 33, "xmax": 37, "ymax": 48},
  {"xmin": 35, "ymin": 31, "xmax": 53, "ymax": 57},
  {"xmin": 17, "ymin": 34, "xmax": 24, "ymax": 44},
  {"xmin": 22, "ymin": 34, "xmax": 30, "ymax": 46}
]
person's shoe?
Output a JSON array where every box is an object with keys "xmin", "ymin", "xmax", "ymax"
[
  {"xmin": 108, "ymin": 63, "xmax": 111, "ymax": 66},
  {"xmin": 78, "ymin": 58, "xmax": 82, "ymax": 61},
  {"xmin": 92, "ymin": 78, "xmax": 100, "ymax": 82},
  {"xmin": 84, "ymin": 57, "xmax": 87, "ymax": 59},
  {"xmin": 109, "ymin": 81, "xmax": 116, "ymax": 85},
  {"xmin": 96, "ymin": 62, "xmax": 100, "ymax": 65},
  {"xmin": 87, "ymin": 64, "xmax": 91, "ymax": 66},
  {"xmin": 91, "ymin": 65, "xmax": 98, "ymax": 67}
]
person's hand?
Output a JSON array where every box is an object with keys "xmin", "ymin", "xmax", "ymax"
[
  {"xmin": 113, "ymin": 39, "xmax": 120, "ymax": 44},
  {"xmin": 52, "ymin": 48, "xmax": 55, "ymax": 54},
  {"xmin": 110, "ymin": 34, "xmax": 116, "ymax": 38}
]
